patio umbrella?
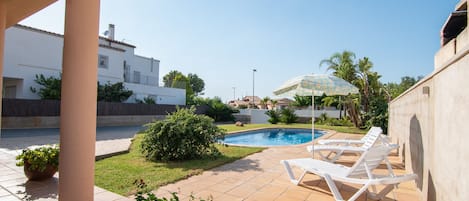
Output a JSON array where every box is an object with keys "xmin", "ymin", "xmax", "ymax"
[{"xmin": 273, "ymin": 74, "xmax": 359, "ymax": 156}]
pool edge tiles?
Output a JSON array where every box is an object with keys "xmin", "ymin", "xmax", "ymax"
[{"xmin": 222, "ymin": 128, "xmax": 326, "ymax": 147}]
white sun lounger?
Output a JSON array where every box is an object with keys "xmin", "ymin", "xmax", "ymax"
[
  {"xmin": 306, "ymin": 127, "xmax": 398, "ymax": 162},
  {"xmin": 317, "ymin": 127, "xmax": 385, "ymax": 146},
  {"xmin": 281, "ymin": 146, "xmax": 417, "ymax": 201}
]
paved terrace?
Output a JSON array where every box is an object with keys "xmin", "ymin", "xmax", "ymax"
[
  {"xmin": 153, "ymin": 132, "xmax": 419, "ymax": 201},
  {"xmin": 0, "ymin": 126, "xmax": 141, "ymax": 201},
  {"xmin": 0, "ymin": 128, "xmax": 419, "ymax": 201}
]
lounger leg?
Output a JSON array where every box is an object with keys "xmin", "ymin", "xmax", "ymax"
[
  {"xmin": 319, "ymin": 151, "xmax": 340, "ymax": 162},
  {"xmin": 348, "ymin": 182, "xmax": 371, "ymax": 201},
  {"xmin": 367, "ymin": 184, "xmax": 395, "ymax": 200},
  {"xmin": 281, "ymin": 160, "xmax": 306, "ymax": 185},
  {"xmin": 323, "ymin": 174, "xmax": 344, "ymax": 201},
  {"xmin": 329, "ymin": 150, "xmax": 344, "ymax": 162}
]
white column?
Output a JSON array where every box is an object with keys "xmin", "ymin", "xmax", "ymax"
[{"xmin": 59, "ymin": 0, "xmax": 100, "ymax": 200}]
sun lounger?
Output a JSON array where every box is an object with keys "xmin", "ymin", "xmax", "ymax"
[
  {"xmin": 307, "ymin": 127, "xmax": 399, "ymax": 162},
  {"xmin": 317, "ymin": 127, "xmax": 385, "ymax": 146},
  {"xmin": 281, "ymin": 145, "xmax": 417, "ymax": 201}
]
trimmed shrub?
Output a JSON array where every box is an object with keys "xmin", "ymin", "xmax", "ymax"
[
  {"xmin": 141, "ymin": 107, "xmax": 225, "ymax": 161},
  {"xmin": 191, "ymin": 97, "xmax": 236, "ymax": 122},
  {"xmin": 265, "ymin": 110, "xmax": 280, "ymax": 124},
  {"xmin": 280, "ymin": 108, "xmax": 298, "ymax": 124}
]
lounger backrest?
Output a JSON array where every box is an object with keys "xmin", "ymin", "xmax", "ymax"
[
  {"xmin": 347, "ymin": 145, "xmax": 392, "ymax": 178},
  {"xmin": 360, "ymin": 127, "xmax": 383, "ymax": 150},
  {"xmin": 361, "ymin": 126, "xmax": 377, "ymax": 142}
]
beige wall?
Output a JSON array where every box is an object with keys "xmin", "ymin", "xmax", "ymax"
[{"xmin": 389, "ymin": 14, "xmax": 469, "ymax": 201}]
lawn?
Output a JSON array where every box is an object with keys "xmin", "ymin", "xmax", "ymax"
[
  {"xmin": 95, "ymin": 123, "xmax": 365, "ymax": 196},
  {"xmin": 95, "ymin": 134, "xmax": 264, "ymax": 195},
  {"xmin": 219, "ymin": 123, "xmax": 367, "ymax": 134}
]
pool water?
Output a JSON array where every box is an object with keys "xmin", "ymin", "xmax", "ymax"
[{"xmin": 223, "ymin": 129, "xmax": 325, "ymax": 146}]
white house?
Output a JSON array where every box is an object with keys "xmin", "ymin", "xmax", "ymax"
[{"xmin": 3, "ymin": 24, "xmax": 186, "ymax": 105}]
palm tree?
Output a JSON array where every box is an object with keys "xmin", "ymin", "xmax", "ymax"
[
  {"xmin": 355, "ymin": 57, "xmax": 373, "ymax": 113},
  {"xmin": 321, "ymin": 51, "xmax": 361, "ymax": 127},
  {"xmin": 260, "ymin": 96, "xmax": 271, "ymax": 109},
  {"xmin": 320, "ymin": 50, "xmax": 357, "ymax": 82},
  {"xmin": 163, "ymin": 70, "xmax": 184, "ymax": 87},
  {"xmin": 270, "ymin": 99, "xmax": 278, "ymax": 110},
  {"xmin": 322, "ymin": 96, "xmax": 345, "ymax": 119}
]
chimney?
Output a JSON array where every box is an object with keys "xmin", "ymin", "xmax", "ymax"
[{"xmin": 108, "ymin": 24, "xmax": 115, "ymax": 40}]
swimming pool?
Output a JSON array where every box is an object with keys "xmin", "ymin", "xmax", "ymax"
[{"xmin": 222, "ymin": 128, "xmax": 325, "ymax": 146}]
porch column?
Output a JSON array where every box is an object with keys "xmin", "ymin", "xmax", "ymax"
[
  {"xmin": 0, "ymin": 2, "xmax": 6, "ymax": 137},
  {"xmin": 59, "ymin": 0, "xmax": 100, "ymax": 200}
]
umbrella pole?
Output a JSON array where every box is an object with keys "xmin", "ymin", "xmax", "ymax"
[{"xmin": 311, "ymin": 94, "xmax": 315, "ymax": 158}]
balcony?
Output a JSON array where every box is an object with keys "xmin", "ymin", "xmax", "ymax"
[{"xmin": 124, "ymin": 71, "xmax": 158, "ymax": 86}]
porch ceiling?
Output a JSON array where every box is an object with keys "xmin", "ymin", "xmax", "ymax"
[{"xmin": 3, "ymin": 0, "xmax": 57, "ymax": 28}]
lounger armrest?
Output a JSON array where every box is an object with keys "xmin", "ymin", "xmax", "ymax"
[{"xmin": 371, "ymin": 174, "xmax": 418, "ymax": 185}]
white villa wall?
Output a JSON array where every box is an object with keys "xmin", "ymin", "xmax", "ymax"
[
  {"xmin": 294, "ymin": 107, "xmax": 341, "ymax": 119},
  {"xmin": 4, "ymin": 27, "xmax": 63, "ymax": 99},
  {"xmin": 3, "ymin": 25, "xmax": 185, "ymax": 105},
  {"xmin": 97, "ymin": 47, "xmax": 124, "ymax": 83},
  {"xmin": 250, "ymin": 109, "xmax": 270, "ymax": 124},
  {"xmin": 131, "ymin": 55, "xmax": 159, "ymax": 86},
  {"xmin": 125, "ymin": 83, "xmax": 185, "ymax": 105},
  {"xmin": 239, "ymin": 108, "xmax": 341, "ymax": 124}
]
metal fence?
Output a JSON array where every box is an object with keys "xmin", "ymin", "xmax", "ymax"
[{"xmin": 2, "ymin": 99, "xmax": 208, "ymax": 117}]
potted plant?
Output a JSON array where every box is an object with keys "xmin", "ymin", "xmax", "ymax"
[{"xmin": 16, "ymin": 145, "xmax": 59, "ymax": 181}]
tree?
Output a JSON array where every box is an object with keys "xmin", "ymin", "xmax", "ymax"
[
  {"xmin": 322, "ymin": 95, "xmax": 344, "ymax": 118},
  {"xmin": 163, "ymin": 70, "xmax": 184, "ymax": 87},
  {"xmin": 320, "ymin": 51, "xmax": 364, "ymax": 127},
  {"xmin": 260, "ymin": 97, "xmax": 271, "ymax": 109},
  {"xmin": 270, "ymin": 99, "xmax": 278, "ymax": 110},
  {"xmin": 171, "ymin": 74, "xmax": 194, "ymax": 104},
  {"xmin": 191, "ymin": 96, "xmax": 236, "ymax": 122},
  {"xmin": 355, "ymin": 57, "xmax": 375, "ymax": 113},
  {"xmin": 30, "ymin": 74, "xmax": 62, "ymax": 100},
  {"xmin": 97, "ymin": 82, "xmax": 133, "ymax": 102},
  {"xmin": 320, "ymin": 50, "xmax": 357, "ymax": 83},
  {"xmin": 383, "ymin": 76, "xmax": 422, "ymax": 100},
  {"xmin": 187, "ymin": 73, "xmax": 205, "ymax": 95},
  {"xmin": 291, "ymin": 95, "xmax": 312, "ymax": 108}
]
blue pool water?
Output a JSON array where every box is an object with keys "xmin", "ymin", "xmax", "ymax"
[{"xmin": 223, "ymin": 129, "xmax": 325, "ymax": 146}]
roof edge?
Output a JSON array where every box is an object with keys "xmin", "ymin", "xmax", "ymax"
[{"xmin": 13, "ymin": 24, "xmax": 136, "ymax": 48}]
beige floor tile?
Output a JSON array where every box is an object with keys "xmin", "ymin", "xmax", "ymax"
[
  {"xmin": 225, "ymin": 184, "xmax": 258, "ymax": 198},
  {"xmin": 138, "ymin": 132, "xmax": 418, "ymax": 201},
  {"xmin": 193, "ymin": 190, "xmax": 220, "ymax": 200},
  {"xmin": 206, "ymin": 183, "xmax": 237, "ymax": 193},
  {"xmin": 94, "ymin": 191, "xmax": 126, "ymax": 201},
  {"xmin": 245, "ymin": 191, "xmax": 282, "ymax": 201},
  {"xmin": 0, "ymin": 195, "xmax": 21, "ymax": 201},
  {"xmin": 215, "ymin": 193, "xmax": 244, "ymax": 201}
]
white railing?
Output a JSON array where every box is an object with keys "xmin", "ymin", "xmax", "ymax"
[{"xmin": 124, "ymin": 71, "xmax": 158, "ymax": 86}]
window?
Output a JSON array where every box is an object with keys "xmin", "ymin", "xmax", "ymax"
[{"xmin": 98, "ymin": 55, "xmax": 109, "ymax": 69}]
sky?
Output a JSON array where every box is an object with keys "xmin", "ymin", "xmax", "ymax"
[{"xmin": 19, "ymin": 0, "xmax": 458, "ymax": 102}]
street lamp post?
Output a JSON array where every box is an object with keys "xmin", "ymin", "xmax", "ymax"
[
  {"xmin": 252, "ymin": 69, "xmax": 257, "ymax": 108},
  {"xmin": 232, "ymin": 87, "xmax": 236, "ymax": 100}
]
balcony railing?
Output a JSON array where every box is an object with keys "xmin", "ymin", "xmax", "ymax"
[{"xmin": 124, "ymin": 71, "xmax": 158, "ymax": 86}]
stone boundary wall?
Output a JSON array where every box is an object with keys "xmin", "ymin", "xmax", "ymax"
[{"xmin": 389, "ymin": 24, "xmax": 469, "ymax": 201}]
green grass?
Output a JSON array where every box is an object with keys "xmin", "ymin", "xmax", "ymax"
[
  {"xmin": 95, "ymin": 134, "xmax": 264, "ymax": 196},
  {"xmin": 95, "ymin": 123, "xmax": 364, "ymax": 195},
  {"xmin": 219, "ymin": 123, "xmax": 366, "ymax": 134}
]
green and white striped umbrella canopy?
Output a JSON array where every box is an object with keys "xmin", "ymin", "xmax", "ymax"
[
  {"xmin": 273, "ymin": 74, "xmax": 358, "ymax": 157},
  {"xmin": 273, "ymin": 74, "xmax": 359, "ymax": 97}
]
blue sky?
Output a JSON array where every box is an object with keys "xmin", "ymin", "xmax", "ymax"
[{"xmin": 20, "ymin": 0, "xmax": 457, "ymax": 102}]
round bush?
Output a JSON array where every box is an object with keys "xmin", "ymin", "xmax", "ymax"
[{"xmin": 141, "ymin": 107, "xmax": 225, "ymax": 161}]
